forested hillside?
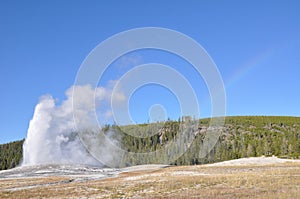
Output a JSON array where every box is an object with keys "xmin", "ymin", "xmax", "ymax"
[
  {"xmin": 0, "ymin": 139, "xmax": 24, "ymax": 170},
  {"xmin": 110, "ymin": 116, "xmax": 300, "ymax": 166},
  {"xmin": 0, "ymin": 116, "xmax": 299, "ymax": 170},
  {"xmin": 174, "ymin": 116, "xmax": 300, "ymax": 165}
]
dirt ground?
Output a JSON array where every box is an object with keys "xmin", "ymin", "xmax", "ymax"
[{"xmin": 0, "ymin": 158, "xmax": 300, "ymax": 198}]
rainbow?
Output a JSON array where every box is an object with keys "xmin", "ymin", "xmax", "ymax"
[{"xmin": 225, "ymin": 47, "xmax": 275, "ymax": 89}]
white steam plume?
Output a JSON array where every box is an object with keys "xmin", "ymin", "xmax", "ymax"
[{"xmin": 22, "ymin": 85, "xmax": 123, "ymax": 166}]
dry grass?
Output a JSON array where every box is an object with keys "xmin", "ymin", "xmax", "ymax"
[{"xmin": 1, "ymin": 162, "xmax": 300, "ymax": 198}]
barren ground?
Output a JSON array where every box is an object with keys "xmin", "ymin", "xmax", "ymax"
[{"xmin": 0, "ymin": 157, "xmax": 300, "ymax": 198}]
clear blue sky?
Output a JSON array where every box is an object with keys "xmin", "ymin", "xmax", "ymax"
[{"xmin": 1, "ymin": 0, "xmax": 299, "ymax": 144}]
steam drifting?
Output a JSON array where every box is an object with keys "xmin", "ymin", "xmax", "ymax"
[{"xmin": 22, "ymin": 85, "xmax": 122, "ymax": 166}]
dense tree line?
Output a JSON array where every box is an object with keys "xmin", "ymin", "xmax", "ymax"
[
  {"xmin": 110, "ymin": 116, "xmax": 300, "ymax": 166},
  {"xmin": 0, "ymin": 116, "xmax": 299, "ymax": 170},
  {"xmin": 174, "ymin": 116, "xmax": 300, "ymax": 165},
  {"xmin": 0, "ymin": 139, "xmax": 24, "ymax": 170}
]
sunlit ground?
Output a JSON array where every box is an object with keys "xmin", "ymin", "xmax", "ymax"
[{"xmin": 0, "ymin": 161, "xmax": 299, "ymax": 198}]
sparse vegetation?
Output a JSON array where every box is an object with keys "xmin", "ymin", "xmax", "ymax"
[{"xmin": 1, "ymin": 162, "xmax": 300, "ymax": 198}]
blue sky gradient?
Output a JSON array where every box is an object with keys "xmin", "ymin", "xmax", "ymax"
[{"xmin": 1, "ymin": 0, "xmax": 300, "ymax": 143}]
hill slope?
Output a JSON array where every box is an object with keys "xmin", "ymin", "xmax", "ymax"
[
  {"xmin": 0, "ymin": 116, "xmax": 299, "ymax": 170},
  {"xmin": 0, "ymin": 139, "xmax": 24, "ymax": 170},
  {"xmin": 115, "ymin": 116, "xmax": 300, "ymax": 166}
]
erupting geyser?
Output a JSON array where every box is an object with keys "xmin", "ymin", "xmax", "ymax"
[{"xmin": 22, "ymin": 85, "xmax": 120, "ymax": 166}]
